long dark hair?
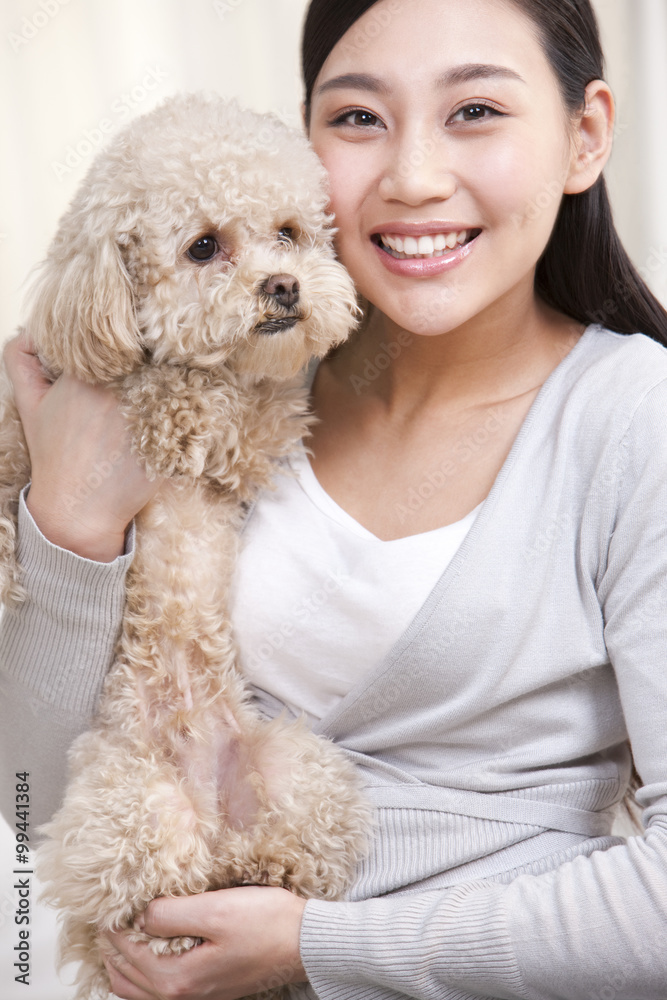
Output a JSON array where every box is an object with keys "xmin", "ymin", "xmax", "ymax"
[{"xmin": 301, "ymin": 0, "xmax": 667, "ymax": 347}]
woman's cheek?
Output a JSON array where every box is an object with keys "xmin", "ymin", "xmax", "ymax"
[{"xmin": 490, "ymin": 141, "xmax": 569, "ymax": 237}]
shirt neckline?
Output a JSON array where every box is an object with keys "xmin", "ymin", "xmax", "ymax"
[
  {"xmin": 310, "ymin": 323, "xmax": 599, "ymax": 737},
  {"xmin": 290, "ymin": 448, "xmax": 483, "ymax": 543}
]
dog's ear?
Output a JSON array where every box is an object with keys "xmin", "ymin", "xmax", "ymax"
[{"xmin": 26, "ymin": 232, "xmax": 143, "ymax": 383}]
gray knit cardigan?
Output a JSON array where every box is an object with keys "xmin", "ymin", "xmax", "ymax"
[{"xmin": 1, "ymin": 325, "xmax": 667, "ymax": 999}]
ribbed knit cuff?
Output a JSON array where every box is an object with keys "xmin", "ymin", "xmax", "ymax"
[
  {"xmin": 300, "ymin": 883, "xmax": 528, "ymax": 1000},
  {"xmin": 0, "ymin": 487, "xmax": 134, "ymax": 715}
]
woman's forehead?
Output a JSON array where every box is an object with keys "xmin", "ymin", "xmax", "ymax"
[{"xmin": 314, "ymin": 0, "xmax": 547, "ymax": 91}]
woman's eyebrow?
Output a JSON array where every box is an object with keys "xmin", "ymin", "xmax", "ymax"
[
  {"xmin": 314, "ymin": 73, "xmax": 390, "ymax": 98},
  {"xmin": 440, "ymin": 63, "xmax": 527, "ymax": 87},
  {"xmin": 314, "ymin": 64, "xmax": 526, "ymax": 98}
]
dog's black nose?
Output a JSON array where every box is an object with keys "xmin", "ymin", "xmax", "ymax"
[{"xmin": 262, "ymin": 273, "xmax": 300, "ymax": 308}]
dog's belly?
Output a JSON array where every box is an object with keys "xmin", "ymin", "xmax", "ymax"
[
  {"xmin": 132, "ymin": 478, "xmax": 240, "ymax": 628},
  {"xmin": 37, "ymin": 478, "xmax": 371, "ymax": 1000}
]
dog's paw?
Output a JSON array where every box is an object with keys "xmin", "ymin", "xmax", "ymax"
[
  {"xmin": 126, "ymin": 925, "xmax": 203, "ymax": 955},
  {"xmin": 134, "ymin": 406, "xmax": 210, "ymax": 479},
  {"xmin": 148, "ymin": 934, "xmax": 203, "ymax": 956},
  {"xmin": 121, "ymin": 367, "xmax": 215, "ymax": 480},
  {"xmin": 0, "ymin": 515, "xmax": 26, "ymax": 607}
]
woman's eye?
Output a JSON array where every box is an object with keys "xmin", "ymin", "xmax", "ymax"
[
  {"xmin": 187, "ymin": 236, "xmax": 218, "ymax": 261},
  {"xmin": 451, "ymin": 104, "xmax": 502, "ymax": 123},
  {"xmin": 331, "ymin": 109, "xmax": 383, "ymax": 129}
]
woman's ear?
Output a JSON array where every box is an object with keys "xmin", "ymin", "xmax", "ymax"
[{"xmin": 564, "ymin": 80, "xmax": 615, "ymax": 195}]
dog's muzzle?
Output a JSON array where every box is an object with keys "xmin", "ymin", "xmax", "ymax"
[
  {"xmin": 255, "ymin": 317, "xmax": 301, "ymax": 335},
  {"xmin": 261, "ymin": 273, "xmax": 299, "ymax": 308},
  {"xmin": 256, "ymin": 272, "xmax": 302, "ymax": 335}
]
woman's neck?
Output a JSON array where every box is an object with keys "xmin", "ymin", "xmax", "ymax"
[{"xmin": 334, "ymin": 293, "xmax": 584, "ymax": 420}]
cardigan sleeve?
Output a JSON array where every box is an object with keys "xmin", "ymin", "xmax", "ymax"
[
  {"xmin": 298, "ymin": 377, "xmax": 667, "ymax": 1000},
  {"xmin": 0, "ymin": 488, "xmax": 133, "ymax": 830}
]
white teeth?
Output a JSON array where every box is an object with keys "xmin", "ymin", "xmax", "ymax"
[{"xmin": 378, "ymin": 229, "xmax": 473, "ymax": 259}]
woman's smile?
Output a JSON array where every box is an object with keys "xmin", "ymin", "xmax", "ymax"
[
  {"xmin": 370, "ymin": 226, "xmax": 482, "ymax": 276},
  {"xmin": 307, "ymin": 0, "xmax": 576, "ymax": 339}
]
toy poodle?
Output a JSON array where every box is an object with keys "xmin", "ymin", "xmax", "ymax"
[{"xmin": 0, "ymin": 93, "xmax": 371, "ymax": 1000}]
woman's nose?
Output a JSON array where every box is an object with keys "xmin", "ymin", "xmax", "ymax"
[{"xmin": 378, "ymin": 130, "xmax": 457, "ymax": 205}]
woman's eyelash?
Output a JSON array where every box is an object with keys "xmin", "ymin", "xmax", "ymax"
[
  {"xmin": 329, "ymin": 101, "xmax": 503, "ymax": 129},
  {"xmin": 450, "ymin": 103, "xmax": 504, "ymax": 123},
  {"xmin": 328, "ymin": 102, "xmax": 505, "ymax": 130},
  {"xmin": 329, "ymin": 108, "xmax": 383, "ymax": 128}
]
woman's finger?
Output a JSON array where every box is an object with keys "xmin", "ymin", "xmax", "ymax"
[
  {"xmin": 141, "ymin": 886, "xmax": 272, "ymax": 940},
  {"xmin": 142, "ymin": 892, "xmax": 221, "ymax": 940},
  {"xmin": 101, "ymin": 937, "xmax": 162, "ymax": 1000},
  {"xmin": 2, "ymin": 331, "xmax": 54, "ymax": 424}
]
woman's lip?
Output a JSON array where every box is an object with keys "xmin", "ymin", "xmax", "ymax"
[
  {"xmin": 371, "ymin": 222, "xmax": 477, "ymax": 237},
  {"xmin": 372, "ymin": 231, "xmax": 480, "ymax": 276}
]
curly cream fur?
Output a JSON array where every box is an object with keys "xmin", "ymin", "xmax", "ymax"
[{"xmin": 0, "ymin": 93, "xmax": 372, "ymax": 1000}]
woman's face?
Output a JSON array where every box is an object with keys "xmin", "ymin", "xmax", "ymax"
[{"xmin": 307, "ymin": 0, "xmax": 578, "ymax": 338}]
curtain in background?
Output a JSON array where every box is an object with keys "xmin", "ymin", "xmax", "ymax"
[
  {"xmin": 0, "ymin": 0, "xmax": 665, "ymax": 340},
  {"xmin": 596, "ymin": 0, "xmax": 667, "ymax": 304}
]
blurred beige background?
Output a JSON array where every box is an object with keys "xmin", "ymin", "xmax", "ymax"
[
  {"xmin": 0, "ymin": 0, "xmax": 666, "ymax": 343},
  {"xmin": 0, "ymin": 1, "xmax": 665, "ymax": 997}
]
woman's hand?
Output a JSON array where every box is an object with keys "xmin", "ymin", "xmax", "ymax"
[
  {"xmin": 3, "ymin": 330, "xmax": 162, "ymax": 561},
  {"xmin": 101, "ymin": 886, "xmax": 308, "ymax": 1000}
]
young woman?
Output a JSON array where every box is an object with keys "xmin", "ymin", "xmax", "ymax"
[{"xmin": 2, "ymin": 0, "xmax": 667, "ymax": 997}]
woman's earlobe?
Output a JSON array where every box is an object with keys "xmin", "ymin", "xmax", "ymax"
[{"xmin": 564, "ymin": 80, "xmax": 615, "ymax": 195}]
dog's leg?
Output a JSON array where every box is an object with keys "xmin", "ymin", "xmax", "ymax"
[
  {"xmin": 0, "ymin": 366, "xmax": 31, "ymax": 605},
  {"xmin": 118, "ymin": 364, "xmax": 231, "ymax": 481},
  {"xmin": 129, "ymin": 482, "xmax": 374, "ymax": 906}
]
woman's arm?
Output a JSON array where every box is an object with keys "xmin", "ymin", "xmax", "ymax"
[
  {"xmin": 96, "ymin": 378, "xmax": 667, "ymax": 1000},
  {"xmin": 0, "ymin": 332, "xmax": 160, "ymax": 829},
  {"xmin": 295, "ymin": 376, "xmax": 667, "ymax": 1000},
  {"xmin": 0, "ymin": 490, "xmax": 134, "ymax": 829},
  {"xmin": 102, "ymin": 888, "xmax": 308, "ymax": 1000}
]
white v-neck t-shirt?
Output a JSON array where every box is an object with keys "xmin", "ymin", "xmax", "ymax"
[{"xmin": 228, "ymin": 449, "xmax": 481, "ymax": 725}]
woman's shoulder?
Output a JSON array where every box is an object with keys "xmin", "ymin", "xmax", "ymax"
[
  {"xmin": 561, "ymin": 324, "xmax": 667, "ymax": 423},
  {"xmin": 549, "ymin": 325, "xmax": 667, "ymax": 491},
  {"xmin": 579, "ymin": 323, "xmax": 667, "ymax": 377}
]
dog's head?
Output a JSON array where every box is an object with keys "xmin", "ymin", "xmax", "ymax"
[{"xmin": 26, "ymin": 93, "xmax": 360, "ymax": 383}]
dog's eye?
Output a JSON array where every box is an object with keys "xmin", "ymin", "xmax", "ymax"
[
  {"xmin": 187, "ymin": 236, "xmax": 218, "ymax": 261},
  {"xmin": 277, "ymin": 227, "xmax": 295, "ymax": 246}
]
